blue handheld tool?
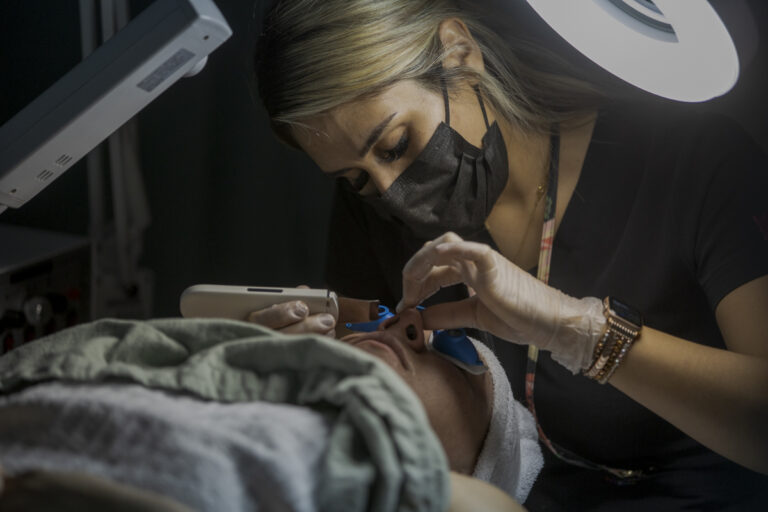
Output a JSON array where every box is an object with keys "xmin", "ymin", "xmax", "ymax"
[
  {"xmin": 345, "ymin": 304, "xmax": 487, "ymax": 375},
  {"xmin": 345, "ymin": 304, "xmax": 395, "ymax": 332},
  {"xmin": 427, "ymin": 329, "xmax": 487, "ymax": 375}
]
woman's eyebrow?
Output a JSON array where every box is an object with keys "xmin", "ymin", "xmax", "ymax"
[
  {"xmin": 326, "ymin": 112, "xmax": 398, "ymax": 178},
  {"xmin": 359, "ymin": 112, "xmax": 397, "ymax": 158}
]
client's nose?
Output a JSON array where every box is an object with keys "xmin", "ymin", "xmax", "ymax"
[{"xmin": 378, "ymin": 308, "xmax": 427, "ymax": 352}]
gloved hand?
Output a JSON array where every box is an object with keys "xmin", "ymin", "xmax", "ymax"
[
  {"xmin": 246, "ymin": 285, "xmax": 336, "ymax": 337},
  {"xmin": 397, "ymin": 232, "xmax": 605, "ymax": 373}
]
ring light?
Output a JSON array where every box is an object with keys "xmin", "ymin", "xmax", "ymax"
[{"xmin": 524, "ymin": 0, "xmax": 740, "ymax": 102}]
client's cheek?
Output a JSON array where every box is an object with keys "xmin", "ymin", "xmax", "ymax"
[{"xmin": 355, "ymin": 343, "xmax": 400, "ymax": 371}]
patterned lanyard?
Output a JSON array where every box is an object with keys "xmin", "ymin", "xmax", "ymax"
[{"xmin": 523, "ymin": 127, "xmax": 645, "ymax": 481}]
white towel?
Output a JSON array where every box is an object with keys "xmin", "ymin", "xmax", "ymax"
[{"xmin": 471, "ymin": 339, "xmax": 544, "ymax": 503}]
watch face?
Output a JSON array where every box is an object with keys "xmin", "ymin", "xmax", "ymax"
[{"xmin": 609, "ymin": 297, "xmax": 643, "ymax": 327}]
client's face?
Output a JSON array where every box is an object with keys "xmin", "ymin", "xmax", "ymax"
[{"xmin": 341, "ymin": 308, "xmax": 492, "ymax": 474}]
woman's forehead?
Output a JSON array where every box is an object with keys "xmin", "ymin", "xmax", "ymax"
[
  {"xmin": 292, "ymin": 112, "xmax": 369, "ymax": 167},
  {"xmin": 313, "ymin": 82, "xmax": 431, "ymax": 126},
  {"xmin": 294, "ymin": 81, "xmax": 439, "ymax": 153}
]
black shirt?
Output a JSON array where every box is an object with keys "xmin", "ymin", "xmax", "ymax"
[{"xmin": 325, "ymin": 102, "xmax": 768, "ymax": 510}]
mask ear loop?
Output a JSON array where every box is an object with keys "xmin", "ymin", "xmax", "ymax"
[
  {"xmin": 441, "ymin": 79, "xmax": 491, "ymax": 130},
  {"xmin": 473, "ymin": 84, "xmax": 490, "ymax": 129},
  {"xmin": 440, "ymin": 76, "xmax": 451, "ymax": 127}
]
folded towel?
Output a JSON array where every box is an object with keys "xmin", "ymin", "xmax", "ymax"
[
  {"xmin": 471, "ymin": 339, "xmax": 544, "ymax": 503},
  {"xmin": 0, "ymin": 318, "xmax": 450, "ymax": 512},
  {"xmin": 0, "ymin": 382, "xmax": 332, "ymax": 512}
]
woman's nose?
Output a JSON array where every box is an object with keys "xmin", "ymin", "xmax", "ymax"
[
  {"xmin": 367, "ymin": 166, "xmax": 401, "ymax": 195},
  {"xmin": 378, "ymin": 308, "xmax": 427, "ymax": 352}
]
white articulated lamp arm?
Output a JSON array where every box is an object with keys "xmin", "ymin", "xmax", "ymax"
[{"xmin": 0, "ymin": 0, "xmax": 232, "ymax": 211}]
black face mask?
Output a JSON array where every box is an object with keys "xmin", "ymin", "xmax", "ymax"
[{"xmin": 354, "ymin": 84, "xmax": 509, "ymax": 240}]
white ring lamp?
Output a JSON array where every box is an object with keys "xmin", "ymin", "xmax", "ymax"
[{"xmin": 524, "ymin": 0, "xmax": 740, "ymax": 102}]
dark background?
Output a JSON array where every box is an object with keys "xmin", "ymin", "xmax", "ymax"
[{"xmin": 1, "ymin": 0, "xmax": 766, "ymax": 317}]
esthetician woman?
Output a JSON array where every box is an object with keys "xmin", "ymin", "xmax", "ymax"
[{"xmin": 250, "ymin": 0, "xmax": 768, "ymax": 509}]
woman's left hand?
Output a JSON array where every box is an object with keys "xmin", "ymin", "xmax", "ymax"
[{"xmin": 398, "ymin": 232, "xmax": 604, "ymax": 372}]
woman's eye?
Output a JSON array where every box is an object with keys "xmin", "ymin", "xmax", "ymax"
[{"xmin": 380, "ymin": 133, "xmax": 409, "ymax": 163}]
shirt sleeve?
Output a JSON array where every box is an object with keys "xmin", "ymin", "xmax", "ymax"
[{"xmin": 688, "ymin": 115, "xmax": 768, "ymax": 309}]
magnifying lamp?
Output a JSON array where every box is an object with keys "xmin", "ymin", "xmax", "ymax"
[{"xmin": 524, "ymin": 0, "xmax": 741, "ymax": 102}]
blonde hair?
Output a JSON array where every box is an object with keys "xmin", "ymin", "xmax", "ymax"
[{"xmin": 254, "ymin": 0, "xmax": 603, "ymax": 146}]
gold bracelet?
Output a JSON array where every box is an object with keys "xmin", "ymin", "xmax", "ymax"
[
  {"xmin": 584, "ymin": 297, "xmax": 642, "ymax": 384},
  {"xmin": 585, "ymin": 329, "xmax": 620, "ymax": 379},
  {"xmin": 585, "ymin": 317, "xmax": 628, "ymax": 379},
  {"xmin": 594, "ymin": 333, "xmax": 629, "ymax": 382},
  {"xmin": 599, "ymin": 334, "xmax": 638, "ymax": 384},
  {"xmin": 584, "ymin": 323, "xmax": 611, "ymax": 377}
]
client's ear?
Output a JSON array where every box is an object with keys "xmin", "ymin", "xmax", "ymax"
[{"xmin": 438, "ymin": 18, "xmax": 485, "ymax": 74}]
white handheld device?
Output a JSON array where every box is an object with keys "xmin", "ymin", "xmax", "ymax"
[{"xmin": 179, "ymin": 284, "xmax": 339, "ymax": 321}]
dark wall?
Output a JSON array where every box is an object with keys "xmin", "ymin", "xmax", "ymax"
[
  {"xmin": 1, "ymin": 0, "xmax": 766, "ymax": 317},
  {"xmin": 1, "ymin": 0, "xmax": 334, "ymax": 317},
  {"xmin": 132, "ymin": 0, "xmax": 334, "ymax": 316}
]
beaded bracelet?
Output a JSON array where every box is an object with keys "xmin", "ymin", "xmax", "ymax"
[
  {"xmin": 594, "ymin": 333, "xmax": 629, "ymax": 382},
  {"xmin": 584, "ymin": 326, "xmax": 614, "ymax": 379},
  {"xmin": 598, "ymin": 335, "xmax": 637, "ymax": 384},
  {"xmin": 584, "ymin": 297, "xmax": 642, "ymax": 384}
]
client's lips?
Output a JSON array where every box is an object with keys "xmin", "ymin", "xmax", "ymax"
[{"xmin": 341, "ymin": 331, "xmax": 412, "ymax": 371}]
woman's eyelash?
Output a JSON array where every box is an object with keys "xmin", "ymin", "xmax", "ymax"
[
  {"xmin": 381, "ymin": 133, "xmax": 409, "ymax": 162},
  {"xmin": 342, "ymin": 131, "xmax": 409, "ymax": 194}
]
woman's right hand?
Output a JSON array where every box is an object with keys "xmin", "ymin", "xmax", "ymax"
[{"xmin": 247, "ymin": 300, "xmax": 337, "ymax": 337}]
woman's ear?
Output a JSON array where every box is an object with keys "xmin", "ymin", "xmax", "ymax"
[{"xmin": 438, "ymin": 18, "xmax": 484, "ymax": 73}]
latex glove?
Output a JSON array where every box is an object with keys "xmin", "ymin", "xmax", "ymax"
[
  {"xmin": 397, "ymin": 232, "xmax": 605, "ymax": 373},
  {"xmin": 246, "ymin": 285, "xmax": 336, "ymax": 337}
]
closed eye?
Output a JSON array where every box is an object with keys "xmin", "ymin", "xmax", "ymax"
[
  {"xmin": 331, "ymin": 130, "xmax": 410, "ymax": 196},
  {"xmin": 380, "ymin": 132, "xmax": 409, "ymax": 163}
]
